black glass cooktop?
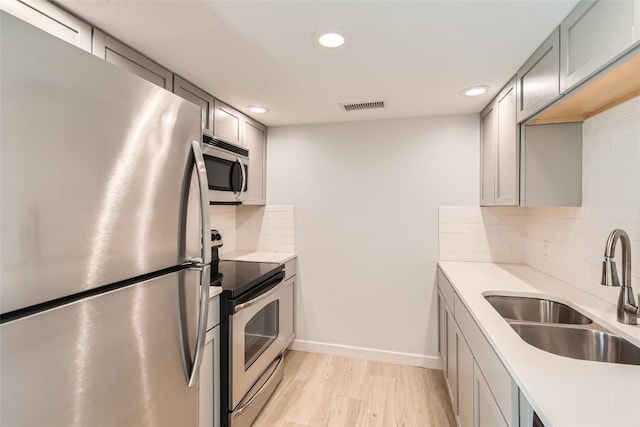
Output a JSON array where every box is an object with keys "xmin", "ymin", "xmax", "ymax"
[{"xmin": 211, "ymin": 260, "xmax": 284, "ymax": 298}]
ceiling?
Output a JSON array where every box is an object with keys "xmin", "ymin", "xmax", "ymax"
[{"xmin": 58, "ymin": 0, "xmax": 580, "ymax": 127}]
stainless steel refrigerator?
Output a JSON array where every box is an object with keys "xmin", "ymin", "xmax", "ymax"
[{"xmin": 0, "ymin": 11, "xmax": 211, "ymax": 426}]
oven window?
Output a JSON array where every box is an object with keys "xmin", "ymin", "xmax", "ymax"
[{"xmin": 244, "ymin": 300, "xmax": 279, "ymax": 370}]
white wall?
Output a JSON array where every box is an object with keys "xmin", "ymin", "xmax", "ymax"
[{"xmin": 267, "ymin": 114, "xmax": 479, "ymax": 366}]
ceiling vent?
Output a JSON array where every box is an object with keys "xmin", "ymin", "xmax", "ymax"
[{"xmin": 339, "ymin": 100, "xmax": 386, "ymax": 112}]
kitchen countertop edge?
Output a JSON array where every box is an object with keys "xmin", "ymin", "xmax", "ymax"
[{"xmin": 220, "ymin": 250, "xmax": 297, "ymax": 264}]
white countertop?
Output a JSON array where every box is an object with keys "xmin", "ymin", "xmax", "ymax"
[
  {"xmin": 209, "ymin": 286, "xmax": 222, "ymax": 299},
  {"xmin": 220, "ymin": 251, "xmax": 297, "ymax": 264},
  {"xmin": 438, "ymin": 261, "xmax": 640, "ymax": 427}
]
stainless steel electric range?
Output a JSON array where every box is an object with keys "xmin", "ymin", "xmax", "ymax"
[{"xmin": 210, "ymin": 230, "xmax": 294, "ymax": 427}]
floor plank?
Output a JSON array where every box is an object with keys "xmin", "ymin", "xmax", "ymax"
[{"xmin": 252, "ymin": 350, "xmax": 456, "ymax": 427}]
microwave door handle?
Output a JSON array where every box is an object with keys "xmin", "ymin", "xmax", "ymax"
[
  {"xmin": 185, "ymin": 141, "xmax": 211, "ymax": 388},
  {"xmin": 236, "ymin": 157, "xmax": 246, "ymax": 200}
]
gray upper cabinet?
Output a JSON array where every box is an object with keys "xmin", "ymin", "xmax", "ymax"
[
  {"xmin": 520, "ymin": 123, "xmax": 582, "ymax": 207},
  {"xmin": 92, "ymin": 30, "xmax": 172, "ymax": 90},
  {"xmin": 213, "ymin": 100, "xmax": 243, "ymax": 146},
  {"xmin": 242, "ymin": 119, "xmax": 267, "ymax": 205},
  {"xmin": 516, "ymin": 28, "xmax": 560, "ymax": 123},
  {"xmin": 173, "ymin": 76, "xmax": 215, "ymax": 136},
  {"xmin": 560, "ymin": 0, "xmax": 640, "ymax": 92},
  {"xmin": 1, "ymin": 0, "xmax": 91, "ymax": 52},
  {"xmin": 480, "ymin": 77, "xmax": 519, "ymax": 207},
  {"xmin": 480, "ymin": 105, "xmax": 497, "ymax": 206}
]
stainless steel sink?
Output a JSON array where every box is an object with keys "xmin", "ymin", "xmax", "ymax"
[
  {"xmin": 485, "ymin": 295, "xmax": 592, "ymax": 324},
  {"xmin": 510, "ymin": 323, "xmax": 640, "ymax": 366}
]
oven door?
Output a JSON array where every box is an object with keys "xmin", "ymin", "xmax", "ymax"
[
  {"xmin": 202, "ymin": 143, "xmax": 248, "ymax": 203},
  {"xmin": 228, "ymin": 273, "xmax": 292, "ymax": 410}
]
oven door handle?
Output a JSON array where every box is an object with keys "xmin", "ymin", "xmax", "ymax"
[
  {"xmin": 234, "ymin": 272, "xmax": 285, "ymax": 314},
  {"xmin": 233, "ymin": 353, "xmax": 284, "ymax": 418}
]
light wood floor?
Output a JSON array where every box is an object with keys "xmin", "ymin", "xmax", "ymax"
[{"xmin": 252, "ymin": 350, "xmax": 456, "ymax": 427}]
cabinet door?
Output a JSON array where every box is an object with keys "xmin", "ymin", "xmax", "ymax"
[
  {"xmin": 438, "ymin": 291, "xmax": 447, "ymax": 371},
  {"xmin": 446, "ymin": 304, "xmax": 457, "ymax": 411},
  {"xmin": 516, "ymin": 28, "xmax": 560, "ymax": 122},
  {"xmin": 1, "ymin": 0, "xmax": 91, "ymax": 52},
  {"xmin": 457, "ymin": 325, "xmax": 474, "ymax": 427},
  {"xmin": 560, "ymin": 0, "xmax": 640, "ymax": 92},
  {"xmin": 174, "ymin": 75, "xmax": 215, "ymax": 136},
  {"xmin": 199, "ymin": 325, "xmax": 220, "ymax": 427},
  {"xmin": 480, "ymin": 103, "xmax": 497, "ymax": 206},
  {"xmin": 214, "ymin": 99, "xmax": 243, "ymax": 145},
  {"xmin": 494, "ymin": 79, "xmax": 519, "ymax": 206},
  {"xmin": 474, "ymin": 362, "xmax": 508, "ymax": 427},
  {"xmin": 92, "ymin": 30, "xmax": 173, "ymax": 90},
  {"xmin": 242, "ymin": 119, "xmax": 267, "ymax": 205}
]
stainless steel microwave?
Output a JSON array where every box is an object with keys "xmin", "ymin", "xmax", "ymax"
[{"xmin": 202, "ymin": 135, "xmax": 249, "ymax": 204}]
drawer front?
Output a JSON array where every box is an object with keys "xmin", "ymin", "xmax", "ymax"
[
  {"xmin": 437, "ymin": 267, "xmax": 456, "ymax": 310},
  {"xmin": 207, "ymin": 295, "xmax": 220, "ymax": 331},
  {"xmin": 455, "ymin": 294, "xmax": 515, "ymax": 426}
]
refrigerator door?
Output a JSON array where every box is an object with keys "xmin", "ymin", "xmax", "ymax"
[
  {"xmin": 0, "ymin": 12, "xmax": 203, "ymax": 313},
  {"xmin": 0, "ymin": 269, "xmax": 202, "ymax": 427}
]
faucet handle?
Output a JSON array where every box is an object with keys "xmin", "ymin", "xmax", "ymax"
[{"xmin": 601, "ymin": 258, "xmax": 621, "ymax": 287}]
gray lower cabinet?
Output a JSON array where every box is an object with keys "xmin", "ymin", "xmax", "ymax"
[
  {"xmin": 516, "ymin": 28, "xmax": 560, "ymax": 122},
  {"xmin": 480, "ymin": 77, "xmax": 519, "ymax": 206},
  {"xmin": 1, "ymin": 0, "xmax": 91, "ymax": 52},
  {"xmin": 174, "ymin": 75, "xmax": 215, "ymax": 136},
  {"xmin": 457, "ymin": 324, "xmax": 474, "ymax": 427},
  {"xmin": 242, "ymin": 119, "xmax": 267, "ymax": 205},
  {"xmin": 200, "ymin": 296, "xmax": 221, "ymax": 427},
  {"xmin": 560, "ymin": 0, "xmax": 640, "ymax": 92},
  {"xmin": 438, "ymin": 268, "xmax": 518, "ymax": 427},
  {"xmin": 473, "ymin": 361, "xmax": 508, "ymax": 427},
  {"xmin": 92, "ymin": 29, "xmax": 173, "ymax": 90}
]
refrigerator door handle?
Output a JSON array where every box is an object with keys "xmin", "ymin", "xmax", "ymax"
[
  {"xmin": 186, "ymin": 141, "xmax": 211, "ymax": 387},
  {"xmin": 191, "ymin": 141, "xmax": 211, "ymax": 265},
  {"xmin": 188, "ymin": 264, "xmax": 210, "ymax": 387}
]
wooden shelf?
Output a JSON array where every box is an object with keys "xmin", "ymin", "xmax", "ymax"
[{"xmin": 529, "ymin": 48, "xmax": 640, "ymax": 125}]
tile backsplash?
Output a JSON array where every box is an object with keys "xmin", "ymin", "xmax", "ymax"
[
  {"xmin": 525, "ymin": 207, "xmax": 639, "ymax": 305},
  {"xmin": 439, "ymin": 206, "xmax": 525, "ymax": 263},
  {"xmin": 237, "ymin": 205, "xmax": 295, "ymax": 253},
  {"xmin": 439, "ymin": 96, "xmax": 640, "ymax": 306},
  {"xmin": 210, "ymin": 205, "xmax": 237, "ymax": 255},
  {"xmin": 209, "ymin": 204, "xmax": 295, "ymax": 254}
]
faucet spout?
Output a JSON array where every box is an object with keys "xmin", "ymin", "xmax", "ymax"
[{"xmin": 601, "ymin": 229, "xmax": 638, "ymax": 325}]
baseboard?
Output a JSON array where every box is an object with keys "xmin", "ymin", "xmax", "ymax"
[{"xmin": 289, "ymin": 339, "xmax": 442, "ymax": 369}]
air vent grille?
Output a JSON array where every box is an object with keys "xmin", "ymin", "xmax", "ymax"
[{"xmin": 339, "ymin": 100, "xmax": 386, "ymax": 112}]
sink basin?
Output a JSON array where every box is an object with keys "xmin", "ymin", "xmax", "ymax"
[
  {"xmin": 510, "ymin": 323, "xmax": 640, "ymax": 366},
  {"xmin": 485, "ymin": 295, "xmax": 592, "ymax": 324}
]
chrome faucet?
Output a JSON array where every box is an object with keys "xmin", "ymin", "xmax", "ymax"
[{"xmin": 601, "ymin": 229, "xmax": 639, "ymax": 325}]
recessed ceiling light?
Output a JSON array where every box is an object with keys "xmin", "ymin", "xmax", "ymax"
[
  {"xmin": 248, "ymin": 105, "xmax": 269, "ymax": 114},
  {"xmin": 318, "ymin": 32, "xmax": 345, "ymax": 48},
  {"xmin": 460, "ymin": 86, "xmax": 490, "ymax": 97},
  {"xmin": 312, "ymin": 27, "xmax": 349, "ymax": 49}
]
